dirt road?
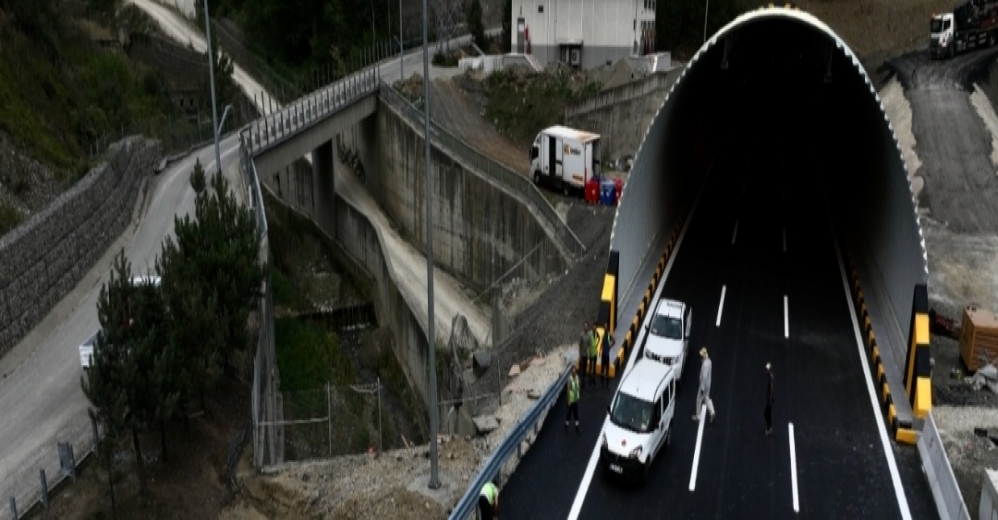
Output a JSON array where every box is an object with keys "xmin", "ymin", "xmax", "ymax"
[{"xmin": 887, "ymin": 49, "xmax": 998, "ymax": 233}]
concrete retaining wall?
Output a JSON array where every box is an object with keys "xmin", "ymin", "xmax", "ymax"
[
  {"xmin": 564, "ymin": 69, "xmax": 683, "ymax": 161},
  {"xmin": 919, "ymin": 412, "xmax": 971, "ymax": 520},
  {"xmin": 373, "ymin": 103, "xmax": 568, "ymax": 293},
  {"xmin": 330, "ymin": 194, "xmax": 436, "ymax": 401},
  {"xmin": 0, "ymin": 137, "xmax": 162, "ymax": 357}
]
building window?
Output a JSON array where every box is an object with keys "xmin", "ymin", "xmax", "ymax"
[{"xmin": 538, "ymin": 4, "xmax": 544, "ymax": 13}]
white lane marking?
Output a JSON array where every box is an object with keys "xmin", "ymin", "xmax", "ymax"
[
  {"xmin": 716, "ymin": 285, "xmax": 727, "ymax": 327},
  {"xmin": 789, "ymin": 422, "xmax": 799, "ymax": 513},
  {"xmin": 731, "ymin": 220, "xmax": 739, "ymax": 245},
  {"xmin": 829, "ymin": 205, "xmax": 912, "ymax": 520},
  {"xmin": 689, "ymin": 403, "xmax": 707, "ymax": 492},
  {"xmin": 783, "ymin": 295, "xmax": 789, "ymax": 338},
  {"xmin": 782, "ymin": 227, "xmax": 787, "ymax": 253},
  {"xmin": 566, "ymin": 165, "xmax": 709, "ymax": 520}
]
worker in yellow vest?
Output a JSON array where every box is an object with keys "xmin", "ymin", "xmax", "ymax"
[
  {"xmin": 565, "ymin": 365, "xmax": 581, "ymax": 434},
  {"xmin": 478, "ymin": 480, "xmax": 500, "ymax": 519}
]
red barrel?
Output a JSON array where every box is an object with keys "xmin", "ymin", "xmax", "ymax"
[
  {"xmin": 614, "ymin": 177, "xmax": 624, "ymax": 205},
  {"xmin": 585, "ymin": 178, "xmax": 600, "ymax": 204}
]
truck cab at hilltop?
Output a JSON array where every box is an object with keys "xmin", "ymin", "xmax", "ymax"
[{"xmin": 930, "ymin": 0, "xmax": 998, "ymax": 58}]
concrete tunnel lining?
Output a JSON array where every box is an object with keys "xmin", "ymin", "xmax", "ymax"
[{"xmin": 611, "ymin": 7, "xmax": 928, "ymax": 373}]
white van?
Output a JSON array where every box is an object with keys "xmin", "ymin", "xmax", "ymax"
[
  {"xmin": 600, "ymin": 359, "xmax": 676, "ymax": 481},
  {"xmin": 643, "ymin": 298, "xmax": 692, "ymax": 384},
  {"xmin": 529, "ymin": 125, "xmax": 601, "ymax": 195}
]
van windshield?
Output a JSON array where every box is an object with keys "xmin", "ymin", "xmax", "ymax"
[
  {"xmin": 931, "ymin": 19, "xmax": 943, "ymax": 33},
  {"xmin": 650, "ymin": 315, "xmax": 683, "ymax": 339},
  {"xmin": 609, "ymin": 392, "xmax": 655, "ymax": 433}
]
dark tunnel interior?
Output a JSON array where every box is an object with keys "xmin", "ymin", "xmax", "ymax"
[{"xmin": 615, "ymin": 11, "xmax": 926, "ymax": 370}]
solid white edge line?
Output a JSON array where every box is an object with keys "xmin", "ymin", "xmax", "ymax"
[
  {"xmin": 689, "ymin": 403, "xmax": 708, "ymax": 491},
  {"xmin": 783, "ymin": 295, "xmax": 789, "ymax": 338},
  {"xmin": 716, "ymin": 285, "xmax": 727, "ymax": 327},
  {"xmin": 828, "ymin": 208, "xmax": 913, "ymax": 520},
  {"xmin": 566, "ymin": 160, "xmax": 711, "ymax": 520},
  {"xmin": 789, "ymin": 422, "xmax": 799, "ymax": 513},
  {"xmin": 732, "ymin": 220, "xmax": 739, "ymax": 245}
]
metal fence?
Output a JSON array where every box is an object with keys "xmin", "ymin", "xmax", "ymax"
[
  {"xmin": 377, "ymin": 82, "xmax": 586, "ymax": 260},
  {"xmin": 268, "ymin": 381, "xmax": 389, "ymax": 462},
  {"xmin": 241, "ymin": 67, "xmax": 380, "ymax": 157},
  {"xmin": 3, "ymin": 417, "xmax": 102, "ymax": 520},
  {"xmin": 449, "ymin": 365, "xmax": 571, "ymax": 520}
]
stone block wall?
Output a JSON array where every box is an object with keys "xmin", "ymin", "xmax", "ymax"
[{"xmin": 0, "ymin": 136, "xmax": 162, "ymax": 357}]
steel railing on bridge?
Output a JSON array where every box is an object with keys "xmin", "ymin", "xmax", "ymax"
[{"xmin": 242, "ymin": 67, "xmax": 380, "ymax": 157}]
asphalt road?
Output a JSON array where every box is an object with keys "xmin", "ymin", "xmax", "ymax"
[
  {"xmin": 0, "ymin": 136, "xmax": 245, "ymax": 516},
  {"xmin": 887, "ymin": 48, "xmax": 998, "ymax": 234},
  {"xmin": 500, "ymin": 150, "xmax": 938, "ymax": 519}
]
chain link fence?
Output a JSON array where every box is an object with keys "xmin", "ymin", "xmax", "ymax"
[{"xmin": 273, "ymin": 381, "xmax": 390, "ymax": 462}]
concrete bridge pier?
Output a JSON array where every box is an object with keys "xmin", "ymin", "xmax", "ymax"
[{"xmin": 312, "ymin": 140, "xmax": 336, "ymax": 233}]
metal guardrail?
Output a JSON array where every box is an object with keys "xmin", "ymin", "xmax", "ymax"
[
  {"xmin": 448, "ymin": 364, "xmax": 571, "ymax": 520},
  {"xmin": 377, "ymin": 83, "xmax": 586, "ymax": 260},
  {"xmin": 242, "ymin": 67, "xmax": 380, "ymax": 157}
]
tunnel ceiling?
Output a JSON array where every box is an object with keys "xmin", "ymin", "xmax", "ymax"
[{"xmin": 611, "ymin": 5, "xmax": 927, "ymax": 334}]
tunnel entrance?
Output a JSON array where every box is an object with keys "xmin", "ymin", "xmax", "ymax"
[{"xmin": 599, "ymin": 7, "xmax": 930, "ymax": 516}]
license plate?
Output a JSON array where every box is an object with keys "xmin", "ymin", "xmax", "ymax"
[{"xmin": 610, "ymin": 464, "xmax": 623, "ymax": 474}]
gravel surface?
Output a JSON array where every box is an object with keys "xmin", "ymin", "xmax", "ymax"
[
  {"xmin": 879, "ymin": 78, "xmax": 924, "ymax": 199},
  {"xmin": 469, "ymin": 202, "xmax": 616, "ymax": 407},
  {"xmin": 886, "ymin": 50, "xmax": 998, "ymax": 233},
  {"xmin": 230, "ymin": 346, "xmax": 571, "ymax": 518},
  {"xmin": 931, "ymin": 405, "xmax": 998, "ymax": 519}
]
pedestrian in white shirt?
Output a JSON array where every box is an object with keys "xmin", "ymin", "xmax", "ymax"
[{"xmin": 693, "ymin": 347, "xmax": 716, "ymax": 423}]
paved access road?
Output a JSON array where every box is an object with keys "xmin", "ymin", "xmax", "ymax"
[
  {"xmin": 500, "ymin": 148, "xmax": 938, "ymax": 519},
  {"xmin": 0, "ymin": 137, "xmax": 245, "ymax": 516}
]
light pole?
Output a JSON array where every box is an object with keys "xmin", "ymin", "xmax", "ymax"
[
  {"xmin": 203, "ymin": 0, "xmax": 221, "ymax": 175},
  {"xmin": 703, "ymin": 0, "xmax": 710, "ymax": 45},
  {"xmin": 217, "ymin": 104, "xmax": 232, "ymax": 136},
  {"xmin": 421, "ymin": 0, "xmax": 441, "ymax": 490},
  {"xmin": 396, "ymin": 0, "xmax": 404, "ymax": 80}
]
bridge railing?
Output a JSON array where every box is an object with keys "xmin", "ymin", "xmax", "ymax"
[
  {"xmin": 448, "ymin": 364, "xmax": 571, "ymax": 520},
  {"xmin": 239, "ymin": 123, "xmax": 278, "ymax": 467},
  {"xmin": 378, "ymin": 83, "xmax": 586, "ymax": 260},
  {"xmin": 242, "ymin": 66, "xmax": 380, "ymax": 157}
]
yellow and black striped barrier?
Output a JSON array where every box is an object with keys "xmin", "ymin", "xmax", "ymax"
[
  {"xmin": 904, "ymin": 284, "xmax": 932, "ymax": 422},
  {"xmin": 843, "ymin": 252, "xmax": 923, "ymax": 445},
  {"xmin": 591, "ymin": 209, "xmax": 688, "ymax": 379}
]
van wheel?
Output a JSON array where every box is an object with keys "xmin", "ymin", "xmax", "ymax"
[
  {"xmin": 563, "ymin": 183, "xmax": 570, "ymax": 196},
  {"xmin": 665, "ymin": 425, "xmax": 672, "ymax": 447},
  {"xmin": 533, "ymin": 171, "xmax": 541, "ymax": 185}
]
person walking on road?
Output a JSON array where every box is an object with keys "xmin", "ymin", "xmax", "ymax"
[
  {"xmin": 693, "ymin": 347, "xmax": 716, "ymax": 423},
  {"xmin": 588, "ymin": 324, "xmax": 599, "ymax": 385},
  {"xmin": 478, "ymin": 480, "xmax": 500, "ymax": 519},
  {"xmin": 578, "ymin": 321, "xmax": 590, "ymax": 388},
  {"xmin": 765, "ymin": 362, "xmax": 775, "ymax": 436},
  {"xmin": 600, "ymin": 324, "xmax": 614, "ymax": 388},
  {"xmin": 565, "ymin": 365, "xmax": 581, "ymax": 434}
]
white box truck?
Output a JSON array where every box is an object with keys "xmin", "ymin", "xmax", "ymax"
[{"xmin": 529, "ymin": 125, "xmax": 602, "ymax": 195}]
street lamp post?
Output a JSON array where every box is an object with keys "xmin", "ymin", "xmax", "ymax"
[
  {"xmin": 421, "ymin": 0, "xmax": 441, "ymax": 490},
  {"xmin": 217, "ymin": 104, "xmax": 232, "ymax": 136},
  {"xmin": 204, "ymin": 0, "xmax": 221, "ymax": 175},
  {"xmin": 703, "ymin": 0, "xmax": 710, "ymax": 45},
  {"xmin": 397, "ymin": 0, "xmax": 404, "ymax": 80}
]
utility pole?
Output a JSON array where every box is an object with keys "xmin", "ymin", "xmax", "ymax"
[
  {"xmin": 422, "ymin": 0, "xmax": 441, "ymax": 490},
  {"xmin": 204, "ymin": 0, "xmax": 221, "ymax": 175},
  {"xmin": 703, "ymin": 0, "xmax": 710, "ymax": 45}
]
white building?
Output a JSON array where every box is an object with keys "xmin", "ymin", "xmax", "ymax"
[{"xmin": 511, "ymin": 0, "xmax": 657, "ymax": 69}]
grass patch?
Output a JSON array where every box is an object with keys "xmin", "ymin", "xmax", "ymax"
[
  {"xmin": 0, "ymin": 203, "xmax": 23, "ymax": 235},
  {"xmin": 274, "ymin": 317, "xmax": 355, "ymax": 392},
  {"xmin": 483, "ymin": 68, "xmax": 602, "ymax": 147},
  {"xmin": 269, "ymin": 267, "xmax": 304, "ymax": 310}
]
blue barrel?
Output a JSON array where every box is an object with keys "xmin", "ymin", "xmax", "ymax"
[{"xmin": 600, "ymin": 180, "xmax": 617, "ymax": 206}]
